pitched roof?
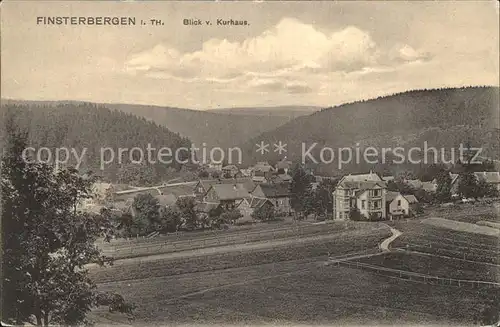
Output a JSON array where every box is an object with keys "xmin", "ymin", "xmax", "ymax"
[
  {"xmin": 252, "ymin": 176, "xmax": 267, "ymax": 183},
  {"xmin": 403, "ymin": 194, "xmax": 419, "ymax": 204},
  {"xmin": 404, "ymin": 179, "xmax": 423, "ymax": 189},
  {"xmin": 253, "ymin": 162, "xmax": 274, "ymax": 172},
  {"xmin": 198, "ymin": 178, "xmax": 256, "ymax": 193},
  {"xmin": 211, "ymin": 183, "xmax": 250, "ymax": 200},
  {"xmin": 340, "ymin": 180, "xmax": 386, "ymax": 190},
  {"xmin": 277, "ymin": 174, "xmax": 292, "ymax": 181},
  {"xmin": 245, "ymin": 197, "xmax": 273, "ymax": 209},
  {"xmin": 386, "ymin": 191, "xmax": 401, "ymax": 202},
  {"xmin": 256, "ymin": 183, "xmax": 291, "ymax": 198},
  {"xmin": 341, "ymin": 171, "xmax": 383, "ymax": 183}
]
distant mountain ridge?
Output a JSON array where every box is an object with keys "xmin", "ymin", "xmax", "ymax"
[
  {"xmin": 208, "ymin": 105, "xmax": 321, "ymax": 118},
  {"xmin": 1, "ymin": 99, "xmax": 299, "ymax": 149},
  {"xmin": 238, "ymin": 86, "xmax": 500, "ymax": 174}
]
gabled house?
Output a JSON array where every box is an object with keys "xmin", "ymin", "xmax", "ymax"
[
  {"xmin": 193, "ymin": 178, "xmax": 256, "ymax": 200},
  {"xmin": 251, "ymin": 182, "xmax": 293, "ymax": 216},
  {"xmin": 203, "ymin": 183, "xmax": 251, "ymax": 210},
  {"xmin": 238, "ymin": 197, "xmax": 274, "ymax": 218},
  {"xmin": 385, "ymin": 191, "xmax": 419, "ymax": 220},
  {"xmin": 251, "ymin": 162, "xmax": 275, "ymax": 182},
  {"xmin": 275, "ymin": 159, "xmax": 293, "ymax": 175},
  {"xmin": 403, "ymin": 178, "xmax": 437, "ymax": 193},
  {"xmin": 449, "ymin": 171, "xmax": 500, "ymax": 197},
  {"xmin": 332, "ymin": 171, "xmax": 387, "ymax": 220}
]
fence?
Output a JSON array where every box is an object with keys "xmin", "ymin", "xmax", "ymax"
[
  {"xmin": 330, "ymin": 259, "xmax": 500, "ymax": 289},
  {"xmin": 395, "ymin": 242, "xmax": 500, "ymax": 265},
  {"xmin": 98, "ymin": 225, "xmax": 389, "ymax": 260}
]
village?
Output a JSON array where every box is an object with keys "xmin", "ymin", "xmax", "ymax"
[{"xmin": 78, "ymin": 157, "xmax": 500, "ymax": 238}]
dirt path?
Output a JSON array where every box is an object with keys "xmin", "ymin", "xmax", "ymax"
[{"xmin": 379, "ymin": 225, "xmax": 403, "ymax": 251}]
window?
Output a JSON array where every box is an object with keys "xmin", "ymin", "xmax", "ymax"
[
  {"xmin": 397, "ymin": 200, "xmax": 401, "ymax": 206},
  {"xmin": 373, "ymin": 189, "xmax": 380, "ymax": 197},
  {"xmin": 361, "ymin": 200, "xmax": 366, "ymax": 209}
]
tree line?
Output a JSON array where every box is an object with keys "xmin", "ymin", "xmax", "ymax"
[{"xmin": 0, "ymin": 104, "xmax": 192, "ymax": 186}]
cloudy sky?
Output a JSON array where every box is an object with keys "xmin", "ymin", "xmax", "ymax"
[{"xmin": 1, "ymin": 1, "xmax": 498, "ymax": 109}]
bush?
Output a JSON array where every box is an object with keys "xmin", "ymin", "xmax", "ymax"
[
  {"xmin": 252, "ymin": 204, "xmax": 276, "ymax": 221},
  {"xmin": 349, "ymin": 208, "xmax": 365, "ymax": 221}
]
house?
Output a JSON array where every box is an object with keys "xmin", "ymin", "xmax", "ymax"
[
  {"xmin": 203, "ymin": 183, "xmax": 251, "ymax": 210},
  {"xmin": 403, "ymin": 178, "xmax": 437, "ymax": 193},
  {"xmin": 193, "ymin": 178, "xmax": 256, "ymax": 200},
  {"xmin": 239, "ymin": 168, "xmax": 252, "ymax": 177},
  {"xmin": 385, "ymin": 192, "xmax": 419, "ymax": 220},
  {"xmin": 275, "ymin": 158, "xmax": 293, "ymax": 175},
  {"xmin": 404, "ymin": 179, "xmax": 423, "ymax": 190},
  {"xmin": 332, "ymin": 171, "xmax": 387, "ymax": 220},
  {"xmin": 449, "ymin": 171, "xmax": 500, "ymax": 197},
  {"xmin": 251, "ymin": 162, "xmax": 275, "ymax": 182},
  {"xmin": 222, "ymin": 165, "xmax": 240, "ymax": 178},
  {"xmin": 251, "ymin": 182, "xmax": 293, "ymax": 216},
  {"xmin": 237, "ymin": 197, "xmax": 274, "ymax": 218},
  {"xmin": 268, "ymin": 173, "xmax": 292, "ymax": 184},
  {"xmin": 207, "ymin": 162, "xmax": 223, "ymax": 171}
]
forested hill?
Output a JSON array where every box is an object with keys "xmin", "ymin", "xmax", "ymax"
[
  {"xmin": 0, "ymin": 103, "xmax": 191, "ymax": 183},
  {"xmin": 239, "ymin": 86, "xmax": 500, "ymax": 174},
  {"xmin": 2, "ymin": 100, "xmax": 297, "ymax": 150},
  {"xmin": 102, "ymin": 103, "xmax": 294, "ymax": 149}
]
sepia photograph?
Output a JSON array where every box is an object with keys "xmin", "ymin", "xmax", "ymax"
[{"xmin": 1, "ymin": 0, "xmax": 499, "ymax": 326}]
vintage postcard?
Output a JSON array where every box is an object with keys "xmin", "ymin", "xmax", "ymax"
[{"xmin": 1, "ymin": 0, "xmax": 499, "ymax": 326}]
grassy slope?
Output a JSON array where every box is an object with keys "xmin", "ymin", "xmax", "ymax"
[{"xmin": 90, "ymin": 222, "xmax": 487, "ymax": 325}]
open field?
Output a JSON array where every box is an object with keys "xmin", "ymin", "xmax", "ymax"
[
  {"xmin": 97, "ymin": 220, "xmax": 364, "ymax": 260},
  {"xmin": 356, "ymin": 252, "xmax": 500, "ymax": 282},
  {"xmin": 89, "ymin": 220, "xmax": 498, "ymax": 326},
  {"xmin": 422, "ymin": 217, "xmax": 500, "ymax": 236},
  {"xmin": 91, "ymin": 257, "xmax": 492, "ymax": 326},
  {"xmin": 90, "ymin": 224, "xmax": 390, "ymax": 283},
  {"xmin": 391, "ymin": 219, "xmax": 500, "ymax": 264},
  {"xmin": 423, "ymin": 201, "xmax": 500, "ymax": 224}
]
